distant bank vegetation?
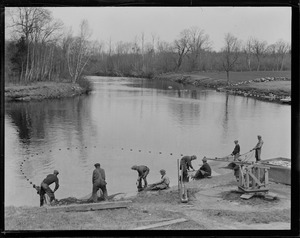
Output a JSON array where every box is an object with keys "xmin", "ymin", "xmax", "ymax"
[{"xmin": 5, "ymin": 7, "xmax": 291, "ymax": 86}]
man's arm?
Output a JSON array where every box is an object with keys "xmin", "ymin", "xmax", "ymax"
[
  {"xmin": 257, "ymin": 140, "xmax": 263, "ymax": 149},
  {"xmin": 153, "ymin": 177, "xmax": 164, "ymax": 186},
  {"xmin": 92, "ymin": 170, "xmax": 97, "ymax": 184},
  {"xmin": 102, "ymin": 169, "xmax": 106, "ymax": 181},
  {"xmin": 187, "ymin": 159, "xmax": 194, "ymax": 170},
  {"xmin": 54, "ymin": 178, "xmax": 59, "ymax": 192}
]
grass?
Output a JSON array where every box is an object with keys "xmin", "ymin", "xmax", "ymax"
[
  {"xmin": 228, "ymin": 81, "xmax": 291, "ymax": 96},
  {"xmin": 184, "ymin": 71, "xmax": 291, "ymax": 83}
]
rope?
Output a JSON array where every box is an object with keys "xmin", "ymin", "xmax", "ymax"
[
  {"xmin": 19, "ymin": 145, "xmax": 189, "ymax": 195},
  {"xmin": 237, "ymin": 150, "xmax": 255, "ymax": 162}
]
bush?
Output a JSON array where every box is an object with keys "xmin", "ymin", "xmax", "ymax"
[{"xmin": 78, "ymin": 76, "xmax": 93, "ymax": 94}]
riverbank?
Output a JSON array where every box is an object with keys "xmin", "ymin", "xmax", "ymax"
[
  {"xmin": 4, "ymin": 160, "xmax": 291, "ymax": 231},
  {"xmin": 4, "ymin": 82, "xmax": 88, "ymax": 102},
  {"xmin": 154, "ymin": 71, "xmax": 291, "ymax": 104}
]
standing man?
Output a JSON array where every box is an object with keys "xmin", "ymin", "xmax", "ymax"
[
  {"xmin": 148, "ymin": 169, "xmax": 170, "ymax": 191},
  {"xmin": 92, "ymin": 163, "xmax": 108, "ymax": 202},
  {"xmin": 131, "ymin": 165, "xmax": 150, "ymax": 191},
  {"xmin": 40, "ymin": 170, "xmax": 59, "ymax": 207},
  {"xmin": 192, "ymin": 157, "xmax": 211, "ymax": 179},
  {"xmin": 231, "ymin": 140, "xmax": 240, "ymax": 160},
  {"xmin": 180, "ymin": 155, "xmax": 197, "ymax": 182},
  {"xmin": 251, "ymin": 135, "xmax": 264, "ymax": 162}
]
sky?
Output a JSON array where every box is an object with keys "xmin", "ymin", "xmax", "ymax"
[{"xmin": 7, "ymin": 7, "xmax": 291, "ymax": 51}]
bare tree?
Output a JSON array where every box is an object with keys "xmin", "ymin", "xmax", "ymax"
[
  {"xmin": 221, "ymin": 33, "xmax": 241, "ymax": 84},
  {"xmin": 8, "ymin": 7, "xmax": 63, "ymax": 82},
  {"xmin": 251, "ymin": 38, "xmax": 267, "ymax": 71},
  {"xmin": 275, "ymin": 40, "xmax": 290, "ymax": 70},
  {"xmin": 174, "ymin": 29, "xmax": 191, "ymax": 71},
  {"xmin": 243, "ymin": 38, "xmax": 253, "ymax": 71},
  {"xmin": 187, "ymin": 26, "xmax": 212, "ymax": 70},
  {"xmin": 67, "ymin": 19, "xmax": 93, "ymax": 83}
]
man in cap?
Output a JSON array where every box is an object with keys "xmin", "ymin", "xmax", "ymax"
[
  {"xmin": 39, "ymin": 170, "xmax": 60, "ymax": 206},
  {"xmin": 192, "ymin": 157, "xmax": 212, "ymax": 180},
  {"xmin": 180, "ymin": 155, "xmax": 197, "ymax": 182},
  {"xmin": 131, "ymin": 165, "xmax": 150, "ymax": 191},
  {"xmin": 92, "ymin": 163, "xmax": 108, "ymax": 202},
  {"xmin": 230, "ymin": 140, "xmax": 241, "ymax": 181},
  {"xmin": 231, "ymin": 140, "xmax": 240, "ymax": 160},
  {"xmin": 148, "ymin": 169, "xmax": 170, "ymax": 191},
  {"xmin": 251, "ymin": 135, "xmax": 264, "ymax": 162}
]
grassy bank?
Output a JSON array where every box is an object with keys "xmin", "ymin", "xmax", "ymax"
[
  {"xmin": 154, "ymin": 71, "xmax": 291, "ymax": 103},
  {"xmin": 4, "ymin": 161, "xmax": 291, "ymax": 231},
  {"xmin": 5, "ymin": 80, "xmax": 92, "ymax": 102}
]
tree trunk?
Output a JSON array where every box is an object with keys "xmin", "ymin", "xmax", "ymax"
[{"xmin": 226, "ymin": 71, "xmax": 229, "ymax": 85}]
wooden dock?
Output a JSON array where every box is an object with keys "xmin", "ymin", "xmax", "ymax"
[{"xmin": 45, "ymin": 200, "xmax": 132, "ymax": 212}]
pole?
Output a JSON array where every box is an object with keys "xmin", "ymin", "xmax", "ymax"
[{"xmin": 177, "ymin": 159, "xmax": 180, "ymax": 191}]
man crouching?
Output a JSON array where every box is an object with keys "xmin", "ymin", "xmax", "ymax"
[{"xmin": 39, "ymin": 170, "xmax": 60, "ymax": 206}]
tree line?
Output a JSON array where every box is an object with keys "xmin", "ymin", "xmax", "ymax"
[{"xmin": 5, "ymin": 7, "xmax": 291, "ymax": 85}]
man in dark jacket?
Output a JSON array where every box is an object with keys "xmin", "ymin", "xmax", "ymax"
[
  {"xmin": 192, "ymin": 157, "xmax": 211, "ymax": 179},
  {"xmin": 231, "ymin": 140, "xmax": 240, "ymax": 160},
  {"xmin": 39, "ymin": 170, "xmax": 59, "ymax": 206},
  {"xmin": 131, "ymin": 165, "xmax": 150, "ymax": 191},
  {"xmin": 92, "ymin": 163, "xmax": 108, "ymax": 202},
  {"xmin": 180, "ymin": 155, "xmax": 197, "ymax": 182}
]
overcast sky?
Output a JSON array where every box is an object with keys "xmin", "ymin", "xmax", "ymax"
[{"xmin": 9, "ymin": 7, "xmax": 292, "ymax": 51}]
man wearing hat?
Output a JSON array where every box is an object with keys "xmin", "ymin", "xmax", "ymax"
[
  {"xmin": 251, "ymin": 135, "xmax": 264, "ymax": 162},
  {"xmin": 92, "ymin": 163, "xmax": 108, "ymax": 202},
  {"xmin": 192, "ymin": 157, "xmax": 211, "ymax": 180},
  {"xmin": 39, "ymin": 170, "xmax": 60, "ymax": 206},
  {"xmin": 180, "ymin": 155, "xmax": 197, "ymax": 182},
  {"xmin": 148, "ymin": 169, "xmax": 170, "ymax": 191},
  {"xmin": 231, "ymin": 140, "xmax": 240, "ymax": 161},
  {"xmin": 131, "ymin": 165, "xmax": 150, "ymax": 191}
]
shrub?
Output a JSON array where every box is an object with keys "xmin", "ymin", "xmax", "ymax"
[{"xmin": 78, "ymin": 76, "xmax": 93, "ymax": 94}]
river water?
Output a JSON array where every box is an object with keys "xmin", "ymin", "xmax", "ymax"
[{"xmin": 5, "ymin": 76, "xmax": 291, "ymax": 206}]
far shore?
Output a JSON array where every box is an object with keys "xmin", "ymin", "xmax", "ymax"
[
  {"xmin": 4, "ymin": 71, "xmax": 291, "ymax": 104},
  {"xmin": 154, "ymin": 71, "xmax": 291, "ymax": 104}
]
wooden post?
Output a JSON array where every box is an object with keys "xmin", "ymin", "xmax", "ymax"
[
  {"xmin": 252, "ymin": 167, "xmax": 257, "ymax": 189},
  {"xmin": 264, "ymin": 168, "xmax": 269, "ymax": 187},
  {"xmin": 245, "ymin": 170, "xmax": 249, "ymax": 189},
  {"xmin": 239, "ymin": 165, "xmax": 243, "ymax": 187},
  {"xmin": 177, "ymin": 159, "xmax": 180, "ymax": 191}
]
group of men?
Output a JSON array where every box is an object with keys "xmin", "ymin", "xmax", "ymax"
[
  {"xmin": 231, "ymin": 135, "xmax": 264, "ymax": 181},
  {"xmin": 37, "ymin": 135, "xmax": 263, "ymax": 206},
  {"xmin": 37, "ymin": 163, "xmax": 109, "ymax": 206},
  {"xmin": 131, "ymin": 165, "xmax": 170, "ymax": 191}
]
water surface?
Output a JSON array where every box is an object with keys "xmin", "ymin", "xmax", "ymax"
[{"xmin": 5, "ymin": 77, "xmax": 291, "ymax": 206}]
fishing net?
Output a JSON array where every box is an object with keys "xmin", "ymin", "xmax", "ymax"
[
  {"xmin": 238, "ymin": 150, "xmax": 256, "ymax": 163},
  {"xmin": 34, "ymin": 186, "xmax": 118, "ymax": 206}
]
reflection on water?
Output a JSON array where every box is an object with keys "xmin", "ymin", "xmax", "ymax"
[{"xmin": 5, "ymin": 76, "xmax": 291, "ymax": 206}]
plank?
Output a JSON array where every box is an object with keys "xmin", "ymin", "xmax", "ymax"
[
  {"xmin": 240, "ymin": 193, "xmax": 255, "ymax": 200},
  {"xmin": 46, "ymin": 200, "xmax": 132, "ymax": 212},
  {"xmin": 248, "ymin": 171, "xmax": 262, "ymax": 187},
  {"xmin": 133, "ymin": 218, "xmax": 188, "ymax": 230},
  {"xmin": 238, "ymin": 186, "xmax": 269, "ymax": 193}
]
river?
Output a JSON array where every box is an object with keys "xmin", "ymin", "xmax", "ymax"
[{"xmin": 4, "ymin": 76, "xmax": 291, "ymax": 206}]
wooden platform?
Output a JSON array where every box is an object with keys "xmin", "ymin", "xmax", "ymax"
[
  {"xmin": 133, "ymin": 218, "xmax": 188, "ymax": 230},
  {"xmin": 45, "ymin": 200, "xmax": 132, "ymax": 212}
]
